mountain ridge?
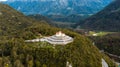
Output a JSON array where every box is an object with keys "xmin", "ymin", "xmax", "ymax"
[
  {"xmin": 4, "ymin": 0, "xmax": 112, "ymax": 15},
  {"xmin": 81, "ymin": 0, "xmax": 120, "ymax": 31}
]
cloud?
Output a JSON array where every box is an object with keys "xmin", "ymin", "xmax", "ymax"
[{"xmin": 0, "ymin": 0, "xmax": 7, "ymax": 1}]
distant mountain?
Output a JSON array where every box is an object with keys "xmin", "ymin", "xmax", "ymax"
[
  {"xmin": 82, "ymin": 0, "xmax": 120, "ymax": 32},
  {"xmin": 0, "ymin": 3, "xmax": 116, "ymax": 67},
  {"xmin": 4, "ymin": 0, "xmax": 112, "ymax": 22},
  {"xmin": 4, "ymin": 0, "xmax": 112, "ymax": 15}
]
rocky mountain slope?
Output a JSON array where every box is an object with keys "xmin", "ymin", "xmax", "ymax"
[
  {"xmin": 3, "ymin": 0, "xmax": 112, "ymax": 23},
  {"xmin": 4, "ymin": 0, "xmax": 112, "ymax": 15}
]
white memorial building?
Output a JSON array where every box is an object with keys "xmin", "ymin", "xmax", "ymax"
[
  {"xmin": 25, "ymin": 31, "xmax": 73, "ymax": 45},
  {"xmin": 46, "ymin": 31, "xmax": 73, "ymax": 45}
]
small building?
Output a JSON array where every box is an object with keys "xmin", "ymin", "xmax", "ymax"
[{"xmin": 92, "ymin": 34, "xmax": 97, "ymax": 36}]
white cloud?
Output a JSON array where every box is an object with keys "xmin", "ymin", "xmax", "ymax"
[{"xmin": 0, "ymin": 0, "xmax": 7, "ymax": 2}]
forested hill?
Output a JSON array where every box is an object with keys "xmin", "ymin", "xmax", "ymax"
[
  {"xmin": 0, "ymin": 3, "xmax": 32, "ymax": 35},
  {"xmin": 90, "ymin": 33, "xmax": 120, "ymax": 61},
  {"xmin": 0, "ymin": 3, "xmax": 116, "ymax": 67},
  {"xmin": 81, "ymin": 0, "xmax": 120, "ymax": 32},
  {"xmin": 0, "ymin": 3, "xmax": 49, "ymax": 37}
]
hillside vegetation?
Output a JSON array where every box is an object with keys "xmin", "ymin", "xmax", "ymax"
[
  {"xmin": 90, "ymin": 33, "xmax": 120, "ymax": 56},
  {"xmin": 0, "ymin": 3, "xmax": 116, "ymax": 67},
  {"xmin": 89, "ymin": 33, "xmax": 120, "ymax": 62}
]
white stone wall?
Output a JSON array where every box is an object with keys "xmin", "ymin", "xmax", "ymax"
[{"xmin": 102, "ymin": 59, "xmax": 108, "ymax": 67}]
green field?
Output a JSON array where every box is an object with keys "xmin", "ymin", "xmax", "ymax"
[{"xmin": 89, "ymin": 31, "xmax": 116, "ymax": 36}]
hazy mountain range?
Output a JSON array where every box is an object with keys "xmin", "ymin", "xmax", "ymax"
[{"xmin": 4, "ymin": 0, "xmax": 112, "ymax": 15}]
